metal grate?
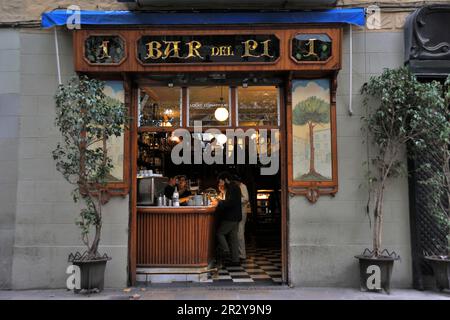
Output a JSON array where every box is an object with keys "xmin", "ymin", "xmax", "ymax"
[{"xmin": 410, "ymin": 146, "xmax": 448, "ymax": 279}]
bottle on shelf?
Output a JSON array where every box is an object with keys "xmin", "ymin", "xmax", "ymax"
[{"xmin": 172, "ymin": 186, "xmax": 180, "ymax": 207}]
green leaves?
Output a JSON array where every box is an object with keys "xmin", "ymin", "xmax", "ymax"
[
  {"xmin": 53, "ymin": 75, "xmax": 128, "ymax": 257},
  {"xmin": 361, "ymin": 67, "xmax": 444, "ymax": 176},
  {"xmin": 361, "ymin": 68, "xmax": 448, "ymax": 255},
  {"xmin": 292, "ymin": 96, "xmax": 330, "ymax": 126}
]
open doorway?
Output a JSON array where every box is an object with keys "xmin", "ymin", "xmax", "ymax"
[{"xmin": 131, "ymin": 73, "xmax": 287, "ymax": 286}]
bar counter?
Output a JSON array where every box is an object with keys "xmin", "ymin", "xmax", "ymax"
[{"xmin": 136, "ymin": 205, "xmax": 217, "ymax": 268}]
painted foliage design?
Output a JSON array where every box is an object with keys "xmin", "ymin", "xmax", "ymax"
[
  {"xmin": 292, "ymin": 79, "xmax": 332, "ymax": 181},
  {"xmin": 89, "ymin": 81, "xmax": 125, "ymax": 182}
]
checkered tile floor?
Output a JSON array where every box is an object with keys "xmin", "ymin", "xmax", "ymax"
[{"xmin": 206, "ymin": 247, "xmax": 282, "ymax": 284}]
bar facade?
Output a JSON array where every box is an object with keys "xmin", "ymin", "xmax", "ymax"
[{"xmin": 0, "ymin": 1, "xmax": 428, "ymax": 289}]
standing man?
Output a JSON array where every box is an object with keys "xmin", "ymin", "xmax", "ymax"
[
  {"xmin": 213, "ymin": 172, "xmax": 242, "ymax": 266},
  {"xmin": 234, "ymin": 175, "xmax": 250, "ymax": 262},
  {"xmin": 164, "ymin": 174, "xmax": 177, "ymax": 200}
]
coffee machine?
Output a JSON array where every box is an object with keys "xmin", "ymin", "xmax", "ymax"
[{"xmin": 137, "ymin": 176, "xmax": 168, "ymax": 206}]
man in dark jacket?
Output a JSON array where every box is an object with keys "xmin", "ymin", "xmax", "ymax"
[{"xmin": 214, "ymin": 171, "xmax": 242, "ymax": 266}]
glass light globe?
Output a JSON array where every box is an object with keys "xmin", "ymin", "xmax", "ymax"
[
  {"xmin": 216, "ymin": 134, "xmax": 228, "ymax": 145},
  {"xmin": 214, "ymin": 107, "xmax": 229, "ymax": 122}
]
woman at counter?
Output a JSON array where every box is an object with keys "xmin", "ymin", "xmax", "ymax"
[
  {"xmin": 177, "ymin": 175, "xmax": 192, "ymax": 205},
  {"xmin": 164, "ymin": 175, "xmax": 177, "ymax": 200},
  {"xmin": 212, "ymin": 172, "xmax": 242, "ymax": 266},
  {"xmin": 163, "ymin": 174, "xmax": 192, "ymax": 205}
]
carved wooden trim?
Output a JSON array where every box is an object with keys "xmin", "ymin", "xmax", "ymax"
[
  {"xmin": 287, "ymin": 72, "xmax": 339, "ymax": 203},
  {"xmin": 83, "ymin": 34, "xmax": 128, "ymax": 66}
]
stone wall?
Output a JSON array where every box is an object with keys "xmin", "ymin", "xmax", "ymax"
[
  {"xmin": 0, "ymin": 30, "xmax": 21, "ymax": 289},
  {"xmin": 288, "ymin": 29, "xmax": 411, "ymax": 288},
  {"xmin": 6, "ymin": 29, "xmax": 129, "ymax": 289},
  {"xmin": 1, "ymin": 0, "xmax": 449, "ymax": 28},
  {"xmin": 0, "ymin": 0, "xmax": 422, "ymax": 289}
]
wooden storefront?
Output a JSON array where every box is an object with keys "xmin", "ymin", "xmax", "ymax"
[{"xmin": 72, "ymin": 23, "xmax": 344, "ymax": 285}]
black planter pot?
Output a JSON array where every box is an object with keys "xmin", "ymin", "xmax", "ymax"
[
  {"xmin": 355, "ymin": 253, "xmax": 398, "ymax": 294},
  {"xmin": 424, "ymin": 256, "xmax": 450, "ymax": 291},
  {"xmin": 72, "ymin": 258, "xmax": 109, "ymax": 293}
]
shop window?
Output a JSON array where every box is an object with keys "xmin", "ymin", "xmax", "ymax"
[
  {"xmin": 236, "ymin": 86, "xmax": 279, "ymax": 126},
  {"xmin": 138, "ymin": 86, "xmax": 182, "ymax": 127},
  {"xmin": 85, "ymin": 79, "xmax": 130, "ymax": 199},
  {"xmin": 188, "ymin": 86, "xmax": 230, "ymax": 127},
  {"xmin": 287, "ymin": 78, "xmax": 338, "ymax": 203}
]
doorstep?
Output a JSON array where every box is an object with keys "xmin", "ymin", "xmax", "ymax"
[{"xmin": 137, "ymin": 266, "xmax": 216, "ymax": 284}]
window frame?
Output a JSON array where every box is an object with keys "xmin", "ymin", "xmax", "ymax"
[
  {"xmin": 83, "ymin": 74, "xmax": 131, "ymax": 201},
  {"xmin": 137, "ymin": 86, "xmax": 183, "ymax": 129},
  {"xmin": 235, "ymin": 85, "xmax": 281, "ymax": 127},
  {"xmin": 286, "ymin": 74, "xmax": 338, "ymax": 203},
  {"xmin": 187, "ymin": 86, "xmax": 233, "ymax": 128}
]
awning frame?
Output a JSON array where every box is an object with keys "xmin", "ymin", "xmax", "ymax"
[{"xmin": 42, "ymin": 8, "xmax": 366, "ymax": 29}]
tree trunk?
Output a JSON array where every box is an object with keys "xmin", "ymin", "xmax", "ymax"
[
  {"xmin": 308, "ymin": 121, "xmax": 317, "ymax": 175},
  {"xmin": 373, "ymin": 183, "xmax": 385, "ymax": 257},
  {"xmin": 373, "ymin": 195, "xmax": 380, "ymax": 257},
  {"xmin": 88, "ymin": 193, "xmax": 102, "ymax": 260},
  {"xmin": 89, "ymin": 223, "xmax": 101, "ymax": 258}
]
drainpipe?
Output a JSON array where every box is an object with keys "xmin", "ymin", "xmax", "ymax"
[
  {"xmin": 54, "ymin": 27, "xmax": 62, "ymax": 85},
  {"xmin": 348, "ymin": 24, "xmax": 353, "ymax": 116}
]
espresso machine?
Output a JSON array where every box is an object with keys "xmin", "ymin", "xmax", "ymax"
[{"xmin": 137, "ymin": 176, "xmax": 168, "ymax": 206}]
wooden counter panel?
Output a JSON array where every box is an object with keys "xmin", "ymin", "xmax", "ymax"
[{"xmin": 137, "ymin": 208, "xmax": 216, "ymax": 267}]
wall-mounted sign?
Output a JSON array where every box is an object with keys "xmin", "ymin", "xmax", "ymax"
[
  {"xmin": 137, "ymin": 35, "xmax": 280, "ymax": 64},
  {"xmin": 291, "ymin": 34, "xmax": 332, "ymax": 62},
  {"xmin": 84, "ymin": 35, "xmax": 126, "ymax": 65}
]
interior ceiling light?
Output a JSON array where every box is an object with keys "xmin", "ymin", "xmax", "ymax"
[
  {"xmin": 214, "ymin": 87, "xmax": 229, "ymax": 122},
  {"xmin": 216, "ymin": 134, "xmax": 228, "ymax": 145},
  {"xmin": 214, "ymin": 107, "xmax": 229, "ymax": 122}
]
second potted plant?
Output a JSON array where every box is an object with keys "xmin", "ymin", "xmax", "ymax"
[{"xmin": 358, "ymin": 67, "xmax": 444, "ymax": 293}]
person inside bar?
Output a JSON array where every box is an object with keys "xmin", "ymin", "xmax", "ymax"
[
  {"xmin": 177, "ymin": 175, "xmax": 192, "ymax": 205},
  {"xmin": 164, "ymin": 174, "xmax": 177, "ymax": 200},
  {"xmin": 234, "ymin": 174, "xmax": 250, "ymax": 262},
  {"xmin": 212, "ymin": 171, "xmax": 242, "ymax": 266}
]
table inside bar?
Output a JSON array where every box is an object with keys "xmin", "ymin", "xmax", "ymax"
[{"xmin": 136, "ymin": 206, "xmax": 217, "ymax": 272}]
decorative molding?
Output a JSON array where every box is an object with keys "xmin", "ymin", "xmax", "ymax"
[{"xmin": 404, "ymin": 4, "xmax": 450, "ymax": 76}]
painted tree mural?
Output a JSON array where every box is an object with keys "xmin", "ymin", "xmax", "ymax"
[{"xmin": 292, "ymin": 96, "xmax": 330, "ymax": 180}]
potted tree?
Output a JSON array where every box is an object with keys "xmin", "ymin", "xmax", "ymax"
[
  {"xmin": 53, "ymin": 76, "xmax": 127, "ymax": 293},
  {"xmin": 357, "ymin": 67, "xmax": 443, "ymax": 293},
  {"xmin": 419, "ymin": 75, "xmax": 450, "ymax": 292}
]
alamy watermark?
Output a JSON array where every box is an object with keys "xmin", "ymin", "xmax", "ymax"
[
  {"xmin": 171, "ymin": 121, "xmax": 280, "ymax": 176},
  {"xmin": 66, "ymin": 5, "xmax": 81, "ymax": 30},
  {"xmin": 366, "ymin": 265, "xmax": 381, "ymax": 290},
  {"xmin": 66, "ymin": 265, "xmax": 81, "ymax": 290},
  {"xmin": 366, "ymin": 5, "xmax": 381, "ymax": 30}
]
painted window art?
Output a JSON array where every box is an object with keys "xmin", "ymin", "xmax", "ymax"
[
  {"xmin": 104, "ymin": 81, "xmax": 125, "ymax": 182},
  {"xmin": 292, "ymin": 79, "xmax": 331, "ymax": 181},
  {"xmin": 288, "ymin": 78, "xmax": 337, "ymax": 203},
  {"xmin": 89, "ymin": 81, "xmax": 126, "ymax": 182}
]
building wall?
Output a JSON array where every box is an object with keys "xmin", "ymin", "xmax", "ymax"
[
  {"xmin": 0, "ymin": 2, "xmax": 422, "ymax": 289},
  {"xmin": 6, "ymin": 29, "xmax": 129, "ymax": 289},
  {"xmin": 288, "ymin": 28, "xmax": 411, "ymax": 288},
  {"xmin": 1, "ymin": 1, "xmax": 450, "ymax": 26},
  {"xmin": 0, "ymin": 29, "xmax": 20, "ymax": 289}
]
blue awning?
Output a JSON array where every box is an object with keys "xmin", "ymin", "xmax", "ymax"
[{"xmin": 42, "ymin": 8, "xmax": 365, "ymax": 29}]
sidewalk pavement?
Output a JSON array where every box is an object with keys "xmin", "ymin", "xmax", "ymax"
[{"xmin": 1, "ymin": 286, "xmax": 449, "ymax": 300}]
